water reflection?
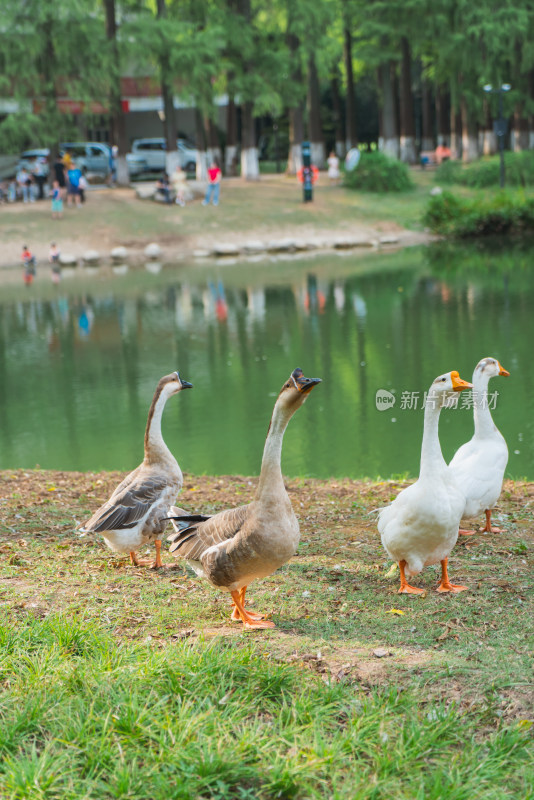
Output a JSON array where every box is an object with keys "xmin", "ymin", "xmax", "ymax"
[{"xmin": 0, "ymin": 243, "xmax": 532, "ymax": 478}]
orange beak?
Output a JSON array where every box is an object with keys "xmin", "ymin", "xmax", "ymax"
[
  {"xmin": 451, "ymin": 371, "xmax": 473, "ymax": 392},
  {"xmin": 498, "ymin": 362, "xmax": 510, "ymax": 377}
]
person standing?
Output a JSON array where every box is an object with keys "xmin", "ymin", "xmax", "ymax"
[
  {"xmin": 51, "ymin": 181, "xmax": 63, "ymax": 219},
  {"xmin": 32, "ymin": 157, "xmax": 47, "ymax": 199},
  {"xmin": 67, "ymin": 162, "xmax": 82, "ymax": 207},
  {"xmin": 202, "ymin": 160, "xmax": 221, "ymax": 206},
  {"xmin": 16, "ymin": 167, "xmax": 33, "ymax": 203},
  {"xmin": 53, "ymin": 155, "xmax": 66, "ymax": 197},
  {"xmin": 327, "ymin": 151, "xmax": 340, "ymax": 184},
  {"xmin": 78, "ymin": 173, "xmax": 88, "ymax": 203}
]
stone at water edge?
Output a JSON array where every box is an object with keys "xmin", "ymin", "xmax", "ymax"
[
  {"xmin": 379, "ymin": 235, "xmax": 400, "ymax": 245},
  {"xmin": 242, "ymin": 241, "xmax": 266, "ymax": 254},
  {"xmin": 144, "ymin": 242, "xmax": 162, "ymax": 259},
  {"xmin": 213, "ymin": 243, "xmax": 240, "ymax": 256},
  {"xmin": 110, "ymin": 246, "xmax": 128, "ymax": 262},
  {"xmin": 193, "ymin": 249, "xmax": 212, "ymax": 258},
  {"xmin": 82, "ymin": 250, "xmax": 100, "ymax": 264},
  {"xmin": 59, "ymin": 253, "xmax": 77, "ymax": 266}
]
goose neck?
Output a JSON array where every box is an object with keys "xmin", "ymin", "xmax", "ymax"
[
  {"xmin": 256, "ymin": 405, "xmax": 291, "ymax": 499},
  {"xmin": 420, "ymin": 392, "xmax": 446, "ymax": 476},
  {"xmin": 144, "ymin": 389, "xmax": 172, "ymax": 463},
  {"xmin": 472, "ymin": 371, "xmax": 495, "ymax": 437}
]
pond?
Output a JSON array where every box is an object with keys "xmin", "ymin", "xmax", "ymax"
[{"xmin": 0, "ymin": 242, "xmax": 532, "ymax": 479}]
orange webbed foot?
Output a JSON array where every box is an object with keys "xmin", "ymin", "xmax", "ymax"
[
  {"xmin": 398, "ymin": 584, "xmax": 425, "ymax": 595},
  {"xmin": 243, "ymin": 618, "xmax": 275, "ymax": 630},
  {"xmin": 458, "ymin": 528, "xmax": 476, "ymax": 536},
  {"xmin": 437, "ymin": 582, "xmax": 468, "ymax": 593}
]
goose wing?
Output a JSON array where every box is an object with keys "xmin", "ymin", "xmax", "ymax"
[
  {"xmin": 83, "ymin": 472, "xmax": 169, "ymax": 533},
  {"xmin": 167, "ymin": 504, "xmax": 250, "ymax": 561}
]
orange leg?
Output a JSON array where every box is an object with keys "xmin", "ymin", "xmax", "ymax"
[
  {"xmin": 230, "ymin": 586, "xmax": 265, "ymax": 622},
  {"xmin": 481, "ymin": 509, "xmax": 503, "ymax": 534},
  {"xmin": 230, "ymin": 589, "xmax": 274, "ymax": 630},
  {"xmin": 437, "ymin": 558, "xmax": 467, "ymax": 593},
  {"xmin": 129, "ymin": 551, "xmax": 139, "ymax": 566},
  {"xmin": 132, "ymin": 540, "xmax": 164, "ymax": 569},
  {"xmin": 398, "ymin": 560, "xmax": 424, "ymax": 595}
]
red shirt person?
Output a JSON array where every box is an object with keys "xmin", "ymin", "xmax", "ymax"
[{"xmin": 202, "ymin": 161, "xmax": 221, "ymax": 206}]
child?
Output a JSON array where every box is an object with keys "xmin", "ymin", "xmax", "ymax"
[
  {"xmin": 51, "ymin": 180, "xmax": 63, "ymax": 219},
  {"xmin": 78, "ymin": 173, "xmax": 87, "ymax": 203},
  {"xmin": 21, "ymin": 245, "xmax": 36, "ymax": 286},
  {"xmin": 49, "ymin": 242, "xmax": 61, "ymax": 284}
]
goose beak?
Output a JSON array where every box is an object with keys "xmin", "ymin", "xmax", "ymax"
[
  {"xmin": 291, "ymin": 368, "xmax": 322, "ymax": 393},
  {"xmin": 180, "ymin": 380, "xmax": 193, "ymax": 390},
  {"xmin": 498, "ymin": 362, "xmax": 510, "ymax": 377},
  {"xmin": 451, "ymin": 371, "xmax": 472, "ymax": 392}
]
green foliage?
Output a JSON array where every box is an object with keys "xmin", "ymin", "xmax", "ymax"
[
  {"xmin": 436, "ymin": 152, "xmax": 534, "ymax": 189},
  {"xmin": 0, "ymin": 612, "xmax": 532, "ymax": 799},
  {"xmin": 343, "ymin": 151, "xmax": 414, "ymax": 193},
  {"xmin": 423, "ymin": 189, "xmax": 534, "ymax": 236}
]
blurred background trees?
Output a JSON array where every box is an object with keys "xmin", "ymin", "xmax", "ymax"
[{"xmin": 1, "ymin": 0, "xmax": 534, "ymax": 176}]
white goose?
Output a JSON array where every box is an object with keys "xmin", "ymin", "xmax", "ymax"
[
  {"xmin": 378, "ymin": 371, "xmax": 472, "ymax": 594},
  {"xmin": 449, "ymin": 357, "xmax": 509, "ymax": 534},
  {"xmin": 80, "ymin": 372, "xmax": 192, "ymax": 568},
  {"xmin": 166, "ymin": 368, "xmax": 321, "ymax": 629}
]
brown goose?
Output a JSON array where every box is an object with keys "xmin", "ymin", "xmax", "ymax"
[
  {"xmin": 167, "ymin": 368, "xmax": 321, "ymax": 629},
  {"xmin": 80, "ymin": 371, "xmax": 192, "ymax": 568}
]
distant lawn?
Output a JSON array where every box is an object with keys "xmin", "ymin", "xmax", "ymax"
[
  {"xmin": 0, "ymin": 171, "xmax": 437, "ymax": 268},
  {"xmin": 0, "ymin": 470, "xmax": 533, "ymax": 798}
]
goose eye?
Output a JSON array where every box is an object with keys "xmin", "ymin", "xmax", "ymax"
[{"xmin": 441, "ymin": 377, "xmax": 446, "ymax": 382}]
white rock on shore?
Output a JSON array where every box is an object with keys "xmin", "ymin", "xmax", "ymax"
[
  {"xmin": 59, "ymin": 253, "xmax": 77, "ymax": 266},
  {"xmin": 82, "ymin": 250, "xmax": 100, "ymax": 264},
  {"xmin": 144, "ymin": 242, "xmax": 162, "ymax": 259},
  {"xmin": 110, "ymin": 246, "xmax": 128, "ymax": 262}
]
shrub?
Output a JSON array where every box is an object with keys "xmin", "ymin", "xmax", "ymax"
[
  {"xmin": 435, "ymin": 151, "xmax": 534, "ymax": 188},
  {"xmin": 343, "ymin": 151, "xmax": 414, "ymax": 192},
  {"xmin": 423, "ymin": 190, "xmax": 534, "ymax": 237}
]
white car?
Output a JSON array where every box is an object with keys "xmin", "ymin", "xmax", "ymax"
[{"xmin": 130, "ymin": 138, "xmax": 197, "ymax": 173}]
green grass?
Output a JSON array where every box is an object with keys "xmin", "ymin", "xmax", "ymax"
[
  {"xmin": 0, "ymin": 171, "xmax": 436, "ymax": 269},
  {"xmin": 1, "ymin": 471, "xmax": 533, "ymax": 797},
  {"xmin": 0, "ymin": 613, "xmax": 532, "ymax": 799}
]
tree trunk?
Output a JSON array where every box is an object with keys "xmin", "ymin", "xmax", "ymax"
[
  {"xmin": 399, "ymin": 38, "xmax": 416, "ymax": 163},
  {"xmin": 104, "ymin": 0, "xmax": 129, "ymax": 184},
  {"xmin": 331, "ymin": 73, "xmax": 345, "ymax": 157},
  {"xmin": 225, "ymin": 93, "xmax": 238, "ymax": 175},
  {"xmin": 378, "ymin": 61, "xmax": 399, "ymax": 157},
  {"xmin": 195, "ymin": 109, "xmax": 208, "ymax": 181},
  {"xmin": 343, "ymin": 26, "xmax": 357, "ymax": 150},
  {"xmin": 449, "ymin": 83, "xmax": 462, "ymax": 160},
  {"xmin": 435, "ymin": 85, "xmax": 450, "ymax": 146},
  {"xmin": 421, "ymin": 79, "xmax": 433, "ymax": 152},
  {"xmin": 205, "ymin": 117, "xmax": 222, "ymax": 166},
  {"xmin": 513, "ymin": 104, "xmax": 529, "ymax": 151},
  {"xmin": 241, "ymin": 101, "xmax": 259, "ymax": 179},
  {"xmin": 286, "ymin": 30, "xmax": 304, "ymax": 174},
  {"xmin": 156, "ymin": 0, "xmax": 178, "ymax": 174},
  {"xmin": 307, "ymin": 54, "xmax": 325, "ymax": 168},
  {"xmin": 460, "ymin": 96, "xmax": 478, "ymax": 162}
]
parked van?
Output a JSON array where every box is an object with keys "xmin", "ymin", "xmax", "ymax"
[
  {"xmin": 17, "ymin": 142, "xmax": 112, "ymax": 178},
  {"xmin": 130, "ymin": 138, "xmax": 197, "ymax": 173}
]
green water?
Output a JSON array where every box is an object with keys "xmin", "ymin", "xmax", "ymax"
[{"xmin": 0, "ymin": 242, "xmax": 531, "ymax": 478}]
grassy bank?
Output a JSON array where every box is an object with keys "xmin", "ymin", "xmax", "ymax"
[
  {"xmin": 0, "ymin": 172, "xmax": 437, "ymax": 270},
  {"xmin": 1, "ymin": 470, "xmax": 533, "ymax": 798}
]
